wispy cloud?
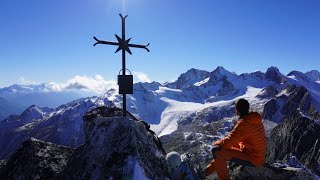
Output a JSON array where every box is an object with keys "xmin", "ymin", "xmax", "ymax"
[
  {"xmin": 44, "ymin": 75, "xmax": 117, "ymax": 94},
  {"xmin": 133, "ymin": 71, "xmax": 151, "ymax": 83}
]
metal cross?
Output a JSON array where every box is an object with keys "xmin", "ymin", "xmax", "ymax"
[{"xmin": 93, "ymin": 14, "xmax": 150, "ymax": 117}]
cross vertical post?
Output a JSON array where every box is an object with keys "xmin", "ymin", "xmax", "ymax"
[
  {"xmin": 93, "ymin": 14, "xmax": 150, "ymax": 117},
  {"xmin": 121, "ymin": 15, "xmax": 127, "ymax": 117}
]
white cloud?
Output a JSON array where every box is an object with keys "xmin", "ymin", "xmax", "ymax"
[
  {"xmin": 15, "ymin": 73, "xmax": 152, "ymax": 95},
  {"xmin": 133, "ymin": 71, "xmax": 151, "ymax": 83},
  {"xmin": 44, "ymin": 75, "xmax": 117, "ymax": 94}
]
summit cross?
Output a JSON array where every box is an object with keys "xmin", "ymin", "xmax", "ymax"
[{"xmin": 93, "ymin": 14, "xmax": 150, "ymax": 117}]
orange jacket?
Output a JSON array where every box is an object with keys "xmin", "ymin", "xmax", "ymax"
[{"xmin": 214, "ymin": 112, "xmax": 266, "ymax": 166}]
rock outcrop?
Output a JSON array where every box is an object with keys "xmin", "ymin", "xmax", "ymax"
[
  {"xmin": 0, "ymin": 138, "xmax": 74, "ymax": 179},
  {"xmin": 0, "ymin": 107, "xmax": 169, "ymax": 179},
  {"xmin": 257, "ymin": 85, "xmax": 279, "ymax": 99},
  {"xmin": 229, "ymin": 163, "xmax": 316, "ymax": 180},
  {"xmin": 263, "ymin": 85, "xmax": 320, "ymax": 123},
  {"xmin": 265, "ymin": 66, "xmax": 287, "ymax": 84},
  {"xmin": 61, "ymin": 116, "xmax": 169, "ymax": 179},
  {"xmin": 266, "ymin": 110, "xmax": 320, "ymax": 176},
  {"xmin": 165, "ymin": 68, "xmax": 210, "ymax": 89}
]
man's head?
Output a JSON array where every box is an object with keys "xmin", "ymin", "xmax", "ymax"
[
  {"xmin": 236, "ymin": 98, "xmax": 249, "ymax": 117},
  {"xmin": 166, "ymin": 151, "xmax": 181, "ymax": 171}
]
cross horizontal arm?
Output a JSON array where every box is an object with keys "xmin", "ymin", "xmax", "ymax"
[
  {"xmin": 128, "ymin": 43, "xmax": 150, "ymax": 52},
  {"xmin": 93, "ymin": 36, "xmax": 120, "ymax": 46}
]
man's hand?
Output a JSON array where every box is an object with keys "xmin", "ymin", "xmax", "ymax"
[{"xmin": 211, "ymin": 145, "xmax": 221, "ymax": 159}]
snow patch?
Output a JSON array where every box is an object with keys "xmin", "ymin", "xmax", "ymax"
[
  {"xmin": 287, "ymin": 75, "xmax": 298, "ymax": 81},
  {"xmin": 276, "ymin": 89, "xmax": 289, "ymax": 97},
  {"xmin": 194, "ymin": 78, "xmax": 209, "ymax": 86}
]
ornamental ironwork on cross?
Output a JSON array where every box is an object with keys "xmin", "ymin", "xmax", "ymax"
[{"xmin": 93, "ymin": 14, "xmax": 150, "ymax": 117}]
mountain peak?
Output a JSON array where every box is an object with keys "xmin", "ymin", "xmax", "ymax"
[
  {"xmin": 266, "ymin": 66, "xmax": 280, "ymax": 73},
  {"xmin": 19, "ymin": 105, "xmax": 53, "ymax": 122},
  {"xmin": 212, "ymin": 66, "xmax": 235, "ymax": 75},
  {"xmin": 208, "ymin": 66, "xmax": 236, "ymax": 84},
  {"xmin": 214, "ymin": 66, "xmax": 226, "ymax": 71},
  {"xmin": 305, "ymin": 70, "xmax": 320, "ymax": 82},
  {"xmin": 165, "ymin": 68, "xmax": 210, "ymax": 89},
  {"xmin": 287, "ymin": 70, "xmax": 310, "ymax": 82},
  {"xmin": 265, "ymin": 66, "xmax": 286, "ymax": 83}
]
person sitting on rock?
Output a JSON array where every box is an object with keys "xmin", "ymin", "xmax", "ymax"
[{"xmin": 204, "ymin": 98, "xmax": 267, "ymax": 179}]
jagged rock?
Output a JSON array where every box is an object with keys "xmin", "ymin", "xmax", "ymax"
[
  {"xmin": 229, "ymin": 163, "xmax": 316, "ymax": 180},
  {"xmin": 0, "ymin": 160, "xmax": 6, "ymax": 175},
  {"xmin": 305, "ymin": 70, "xmax": 320, "ymax": 82},
  {"xmin": 60, "ymin": 114, "xmax": 170, "ymax": 179},
  {"xmin": 262, "ymin": 85, "xmax": 320, "ymax": 123},
  {"xmin": 257, "ymin": 85, "xmax": 279, "ymax": 99},
  {"xmin": 0, "ymin": 138, "xmax": 74, "ymax": 179},
  {"xmin": 207, "ymin": 66, "xmax": 236, "ymax": 86},
  {"xmin": 239, "ymin": 71, "xmax": 265, "ymax": 81},
  {"xmin": 266, "ymin": 110, "xmax": 320, "ymax": 175},
  {"xmin": 217, "ymin": 78, "xmax": 236, "ymax": 96},
  {"xmin": 0, "ymin": 107, "xmax": 169, "ymax": 179},
  {"xmin": 166, "ymin": 68, "xmax": 210, "ymax": 89},
  {"xmin": 262, "ymin": 98, "xmax": 285, "ymax": 123},
  {"xmin": 0, "ymin": 97, "xmax": 101, "ymax": 160},
  {"xmin": 265, "ymin": 66, "xmax": 287, "ymax": 84}
]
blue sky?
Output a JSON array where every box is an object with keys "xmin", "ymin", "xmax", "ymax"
[{"xmin": 0, "ymin": 0, "xmax": 319, "ymax": 87}]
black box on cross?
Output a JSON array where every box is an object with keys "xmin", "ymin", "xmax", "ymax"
[{"xmin": 118, "ymin": 75, "xmax": 133, "ymax": 94}]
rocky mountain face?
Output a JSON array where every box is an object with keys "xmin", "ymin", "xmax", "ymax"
[
  {"xmin": 305, "ymin": 70, "xmax": 320, "ymax": 82},
  {"xmin": 61, "ymin": 107, "xmax": 169, "ymax": 179},
  {"xmin": 0, "ymin": 107, "xmax": 170, "ymax": 179},
  {"xmin": 165, "ymin": 68, "xmax": 210, "ymax": 89},
  {"xmin": 229, "ymin": 163, "xmax": 316, "ymax": 180},
  {"xmin": 265, "ymin": 66, "xmax": 287, "ymax": 84},
  {"xmin": 0, "ymin": 138, "xmax": 74, "ymax": 179},
  {"xmin": 0, "ymin": 97, "xmax": 110, "ymax": 160},
  {"xmin": 266, "ymin": 110, "xmax": 320, "ymax": 175},
  {"xmin": 262, "ymin": 85, "xmax": 320, "ymax": 123}
]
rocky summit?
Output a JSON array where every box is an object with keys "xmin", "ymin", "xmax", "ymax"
[
  {"xmin": 61, "ymin": 107, "xmax": 169, "ymax": 179},
  {"xmin": 0, "ymin": 138, "xmax": 74, "ymax": 179},
  {"xmin": 0, "ymin": 107, "xmax": 170, "ymax": 179}
]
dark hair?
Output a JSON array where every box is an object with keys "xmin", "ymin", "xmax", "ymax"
[{"xmin": 236, "ymin": 98, "xmax": 249, "ymax": 117}]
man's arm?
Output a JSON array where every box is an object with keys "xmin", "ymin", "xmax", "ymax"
[{"xmin": 214, "ymin": 121, "xmax": 247, "ymax": 149}]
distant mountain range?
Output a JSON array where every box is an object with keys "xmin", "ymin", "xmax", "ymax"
[
  {"xmin": 0, "ymin": 66, "xmax": 319, "ymax": 176},
  {"xmin": 0, "ymin": 84, "xmax": 85, "ymax": 120}
]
